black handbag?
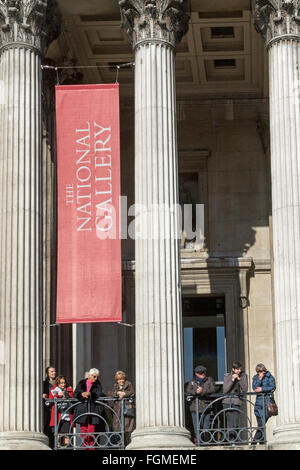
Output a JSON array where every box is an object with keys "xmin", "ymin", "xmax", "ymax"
[{"xmin": 123, "ymin": 402, "xmax": 136, "ymax": 419}]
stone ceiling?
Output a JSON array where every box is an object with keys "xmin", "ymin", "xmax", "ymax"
[{"xmin": 48, "ymin": 0, "xmax": 267, "ymax": 100}]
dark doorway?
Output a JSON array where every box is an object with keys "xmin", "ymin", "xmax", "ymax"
[{"xmin": 183, "ymin": 296, "xmax": 226, "ymax": 383}]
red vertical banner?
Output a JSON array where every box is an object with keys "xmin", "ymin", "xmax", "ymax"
[{"xmin": 55, "ymin": 84, "xmax": 121, "ymax": 323}]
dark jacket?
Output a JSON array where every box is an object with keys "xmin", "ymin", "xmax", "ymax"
[
  {"xmin": 186, "ymin": 376, "xmax": 216, "ymax": 413},
  {"xmin": 107, "ymin": 381, "xmax": 135, "ymax": 433},
  {"xmin": 43, "ymin": 378, "xmax": 55, "ymax": 396},
  {"xmin": 42, "ymin": 378, "xmax": 55, "ymax": 432},
  {"xmin": 73, "ymin": 378, "xmax": 103, "ymax": 425},
  {"xmin": 223, "ymin": 371, "xmax": 248, "ymax": 406},
  {"xmin": 252, "ymin": 371, "xmax": 276, "ymax": 419}
]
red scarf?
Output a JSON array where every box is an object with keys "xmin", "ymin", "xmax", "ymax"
[{"xmin": 86, "ymin": 379, "xmax": 93, "ymax": 392}]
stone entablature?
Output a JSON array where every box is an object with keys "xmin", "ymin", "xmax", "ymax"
[
  {"xmin": 119, "ymin": 0, "xmax": 189, "ymax": 49},
  {"xmin": 0, "ymin": 0, "xmax": 60, "ymax": 53},
  {"xmin": 252, "ymin": 0, "xmax": 300, "ymax": 46}
]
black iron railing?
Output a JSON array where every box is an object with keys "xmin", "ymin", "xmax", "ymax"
[
  {"xmin": 186, "ymin": 392, "xmax": 273, "ymax": 447},
  {"xmin": 46, "ymin": 392, "xmax": 273, "ymax": 449},
  {"xmin": 45, "ymin": 396, "xmax": 135, "ymax": 450}
]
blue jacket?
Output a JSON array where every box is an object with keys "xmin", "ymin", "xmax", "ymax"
[{"xmin": 252, "ymin": 371, "xmax": 276, "ymax": 419}]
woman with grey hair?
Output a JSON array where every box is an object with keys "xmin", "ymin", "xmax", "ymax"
[
  {"xmin": 73, "ymin": 368, "xmax": 103, "ymax": 449},
  {"xmin": 252, "ymin": 363, "xmax": 276, "ymax": 444}
]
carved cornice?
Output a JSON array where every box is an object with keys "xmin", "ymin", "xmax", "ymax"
[
  {"xmin": 252, "ymin": 0, "xmax": 300, "ymax": 46},
  {"xmin": 119, "ymin": 0, "xmax": 189, "ymax": 49},
  {"xmin": 0, "ymin": 0, "xmax": 61, "ymax": 54}
]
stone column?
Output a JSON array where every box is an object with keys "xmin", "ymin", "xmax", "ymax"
[
  {"xmin": 0, "ymin": 1, "xmax": 59, "ymax": 450},
  {"xmin": 253, "ymin": 0, "xmax": 300, "ymax": 449},
  {"xmin": 119, "ymin": 0, "xmax": 192, "ymax": 449}
]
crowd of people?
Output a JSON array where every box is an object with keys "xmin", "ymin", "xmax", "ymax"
[
  {"xmin": 42, "ymin": 367, "xmax": 135, "ymax": 449},
  {"xmin": 186, "ymin": 361, "xmax": 276, "ymax": 445},
  {"xmin": 43, "ymin": 361, "xmax": 276, "ymax": 449}
]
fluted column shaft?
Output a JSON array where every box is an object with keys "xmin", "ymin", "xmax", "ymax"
[
  {"xmin": 119, "ymin": 0, "xmax": 192, "ymax": 449},
  {"xmin": 134, "ymin": 41, "xmax": 187, "ymax": 438},
  {"xmin": 0, "ymin": 45, "xmax": 48, "ymax": 449},
  {"xmin": 253, "ymin": 0, "xmax": 300, "ymax": 448},
  {"xmin": 0, "ymin": 0, "xmax": 59, "ymax": 450},
  {"xmin": 269, "ymin": 38, "xmax": 300, "ymax": 446}
]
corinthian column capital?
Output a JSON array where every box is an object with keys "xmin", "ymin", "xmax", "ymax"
[
  {"xmin": 119, "ymin": 0, "xmax": 189, "ymax": 49},
  {"xmin": 252, "ymin": 0, "xmax": 300, "ymax": 46},
  {"xmin": 0, "ymin": 0, "xmax": 60, "ymax": 54}
]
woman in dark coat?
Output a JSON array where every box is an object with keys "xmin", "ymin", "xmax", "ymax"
[
  {"xmin": 42, "ymin": 366, "xmax": 56, "ymax": 448},
  {"xmin": 252, "ymin": 363, "xmax": 276, "ymax": 444},
  {"xmin": 73, "ymin": 368, "xmax": 103, "ymax": 448},
  {"xmin": 107, "ymin": 371, "xmax": 135, "ymax": 445}
]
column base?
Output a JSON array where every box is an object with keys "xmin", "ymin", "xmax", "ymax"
[
  {"xmin": 0, "ymin": 432, "xmax": 50, "ymax": 450},
  {"xmin": 126, "ymin": 426, "xmax": 194, "ymax": 450},
  {"xmin": 268, "ymin": 424, "xmax": 300, "ymax": 450}
]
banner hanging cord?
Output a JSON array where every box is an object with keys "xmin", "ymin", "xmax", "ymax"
[
  {"xmin": 41, "ymin": 62, "xmax": 135, "ymax": 86},
  {"xmin": 55, "ymin": 67, "xmax": 59, "ymax": 85},
  {"xmin": 115, "ymin": 65, "xmax": 120, "ymax": 84},
  {"xmin": 43, "ymin": 322, "xmax": 135, "ymax": 328}
]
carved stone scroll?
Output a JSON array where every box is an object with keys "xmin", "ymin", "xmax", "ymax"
[
  {"xmin": 119, "ymin": 0, "xmax": 189, "ymax": 48},
  {"xmin": 252, "ymin": 0, "xmax": 300, "ymax": 46}
]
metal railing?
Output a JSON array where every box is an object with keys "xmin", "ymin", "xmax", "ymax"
[
  {"xmin": 186, "ymin": 392, "xmax": 272, "ymax": 447},
  {"xmin": 46, "ymin": 392, "xmax": 273, "ymax": 449},
  {"xmin": 45, "ymin": 396, "xmax": 135, "ymax": 450}
]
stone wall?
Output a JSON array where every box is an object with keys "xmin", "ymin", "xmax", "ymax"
[{"xmin": 93, "ymin": 99, "xmax": 275, "ymax": 429}]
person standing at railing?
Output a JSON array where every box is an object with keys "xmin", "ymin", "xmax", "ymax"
[
  {"xmin": 73, "ymin": 368, "xmax": 103, "ymax": 449},
  {"xmin": 186, "ymin": 365, "xmax": 216, "ymax": 444},
  {"xmin": 107, "ymin": 370, "xmax": 135, "ymax": 446},
  {"xmin": 42, "ymin": 366, "xmax": 56, "ymax": 449},
  {"xmin": 252, "ymin": 363, "xmax": 276, "ymax": 444},
  {"xmin": 222, "ymin": 360, "xmax": 248, "ymax": 444},
  {"xmin": 49, "ymin": 375, "xmax": 74, "ymax": 447}
]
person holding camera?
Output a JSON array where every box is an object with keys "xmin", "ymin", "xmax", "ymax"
[
  {"xmin": 222, "ymin": 360, "xmax": 248, "ymax": 443},
  {"xmin": 186, "ymin": 365, "xmax": 216, "ymax": 443},
  {"xmin": 49, "ymin": 375, "xmax": 74, "ymax": 447},
  {"xmin": 252, "ymin": 363, "xmax": 276, "ymax": 444}
]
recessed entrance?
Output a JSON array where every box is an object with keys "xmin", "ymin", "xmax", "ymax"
[{"xmin": 183, "ymin": 296, "xmax": 226, "ymax": 383}]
